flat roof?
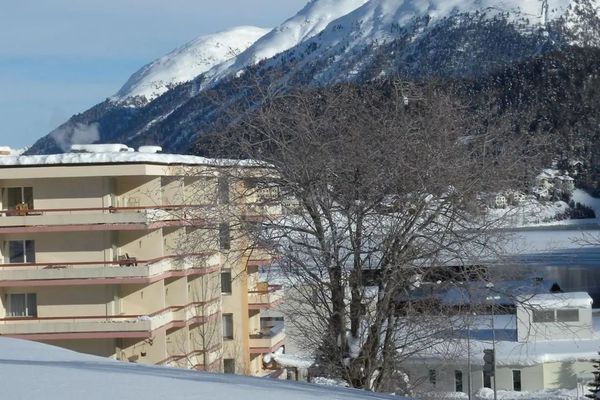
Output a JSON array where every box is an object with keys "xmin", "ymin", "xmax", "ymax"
[
  {"xmin": 517, "ymin": 292, "xmax": 593, "ymax": 309},
  {"xmin": 0, "ymin": 152, "xmax": 260, "ymax": 168}
]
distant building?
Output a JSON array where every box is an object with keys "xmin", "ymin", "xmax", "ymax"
[
  {"xmin": 403, "ymin": 292, "xmax": 597, "ymax": 394},
  {"xmin": 0, "ymin": 146, "xmax": 284, "ymax": 376}
]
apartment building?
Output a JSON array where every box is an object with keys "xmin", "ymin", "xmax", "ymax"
[{"xmin": 0, "ymin": 146, "xmax": 285, "ymax": 376}]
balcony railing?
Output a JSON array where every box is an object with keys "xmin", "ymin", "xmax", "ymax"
[
  {"xmin": 0, "ymin": 298, "xmax": 220, "ymax": 337},
  {"xmin": 0, "ymin": 204, "xmax": 216, "ymax": 229},
  {"xmin": 248, "ymin": 284, "xmax": 284, "ymax": 310},
  {"xmin": 246, "ymin": 246, "xmax": 276, "ymax": 268},
  {"xmin": 0, "ymin": 253, "xmax": 218, "ymax": 282},
  {"xmin": 249, "ymin": 325, "xmax": 285, "ymax": 354}
]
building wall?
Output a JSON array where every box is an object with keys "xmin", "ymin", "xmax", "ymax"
[
  {"xmin": 404, "ymin": 360, "xmax": 591, "ymax": 395},
  {"xmin": 41, "ymin": 338, "xmax": 117, "ymax": 358},
  {"xmin": 543, "ymin": 361, "xmax": 593, "ymax": 390},
  {"xmin": 119, "ymin": 281, "xmax": 165, "ymax": 315},
  {"xmin": 517, "ymin": 306, "xmax": 594, "ymax": 342},
  {"xmin": 0, "ymin": 161, "xmax": 281, "ymax": 377}
]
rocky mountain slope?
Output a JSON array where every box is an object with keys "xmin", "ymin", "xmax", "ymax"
[{"xmin": 26, "ymin": 0, "xmax": 600, "ymax": 155}]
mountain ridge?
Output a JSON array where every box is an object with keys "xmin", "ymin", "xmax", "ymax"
[{"xmin": 25, "ymin": 0, "xmax": 600, "ymax": 155}]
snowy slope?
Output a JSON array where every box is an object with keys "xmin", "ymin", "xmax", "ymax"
[
  {"xmin": 113, "ymin": 26, "xmax": 269, "ymax": 104},
  {"xmin": 253, "ymin": 0, "xmax": 584, "ymax": 83},
  {"xmin": 1, "ymin": 337, "xmax": 400, "ymax": 400},
  {"xmin": 201, "ymin": 0, "xmax": 369, "ymax": 86}
]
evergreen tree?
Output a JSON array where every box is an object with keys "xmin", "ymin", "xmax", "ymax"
[{"xmin": 586, "ymin": 353, "xmax": 600, "ymax": 399}]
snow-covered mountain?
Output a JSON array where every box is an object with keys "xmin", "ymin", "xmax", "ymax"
[
  {"xmin": 251, "ymin": 0, "xmax": 583, "ymax": 84},
  {"xmin": 200, "ymin": 0, "xmax": 369, "ymax": 87},
  {"xmin": 26, "ymin": 0, "xmax": 600, "ymax": 155},
  {"xmin": 113, "ymin": 26, "xmax": 269, "ymax": 105}
]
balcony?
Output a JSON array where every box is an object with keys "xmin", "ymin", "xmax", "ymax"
[
  {"xmin": 0, "ymin": 299, "xmax": 220, "ymax": 339},
  {"xmin": 0, "ymin": 205, "xmax": 213, "ymax": 232},
  {"xmin": 246, "ymin": 247, "xmax": 275, "ymax": 268},
  {"xmin": 0, "ymin": 309, "xmax": 173, "ymax": 339},
  {"xmin": 248, "ymin": 284, "xmax": 283, "ymax": 310},
  {"xmin": 249, "ymin": 325, "xmax": 285, "ymax": 354},
  {"xmin": 0, "ymin": 254, "xmax": 218, "ymax": 285}
]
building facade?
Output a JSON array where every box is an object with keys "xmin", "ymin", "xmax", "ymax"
[
  {"xmin": 404, "ymin": 292, "xmax": 597, "ymax": 395},
  {"xmin": 0, "ymin": 149, "xmax": 284, "ymax": 376}
]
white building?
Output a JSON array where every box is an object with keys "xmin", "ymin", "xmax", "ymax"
[{"xmin": 403, "ymin": 292, "xmax": 598, "ymax": 395}]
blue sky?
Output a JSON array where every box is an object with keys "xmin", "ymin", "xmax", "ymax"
[{"xmin": 0, "ymin": 0, "xmax": 307, "ymax": 149}]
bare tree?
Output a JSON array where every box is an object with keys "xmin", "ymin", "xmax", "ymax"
[{"xmin": 199, "ymin": 80, "xmax": 544, "ymax": 391}]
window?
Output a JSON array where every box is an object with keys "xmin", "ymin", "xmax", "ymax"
[
  {"xmin": 219, "ymin": 223, "xmax": 231, "ymax": 250},
  {"xmin": 5, "ymin": 187, "xmax": 33, "ymax": 210},
  {"xmin": 222, "ymin": 313, "xmax": 234, "ymax": 340},
  {"xmin": 8, "ymin": 293, "xmax": 37, "ymax": 317},
  {"xmin": 532, "ymin": 309, "xmax": 555, "ymax": 323},
  {"xmin": 428, "ymin": 369, "xmax": 437, "ymax": 385},
  {"xmin": 223, "ymin": 358, "xmax": 235, "ymax": 374},
  {"xmin": 5, "ymin": 240, "xmax": 35, "ymax": 263},
  {"xmin": 483, "ymin": 371, "xmax": 492, "ymax": 389},
  {"xmin": 455, "ymin": 370, "xmax": 463, "ymax": 392},
  {"xmin": 557, "ymin": 309, "xmax": 579, "ymax": 322},
  {"xmin": 512, "ymin": 370, "xmax": 521, "ymax": 391},
  {"xmin": 217, "ymin": 176, "xmax": 229, "ymax": 205},
  {"xmin": 221, "ymin": 270, "xmax": 232, "ymax": 294}
]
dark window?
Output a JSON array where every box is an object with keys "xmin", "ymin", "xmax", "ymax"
[
  {"xmin": 532, "ymin": 310, "xmax": 555, "ymax": 323},
  {"xmin": 219, "ymin": 223, "xmax": 231, "ymax": 250},
  {"xmin": 222, "ymin": 314, "xmax": 233, "ymax": 340},
  {"xmin": 221, "ymin": 270, "xmax": 232, "ymax": 294},
  {"xmin": 6, "ymin": 240, "xmax": 35, "ymax": 263},
  {"xmin": 556, "ymin": 309, "xmax": 579, "ymax": 322},
  {"xmin": 512, "ymin": 370, "xmax": 521, "ymax": 391},
  {"xmin": 455, "ymin": 370, "xmax": 463, "ymax": 392},
  {"xmin": 217, "ymin": 176, "xmax": 229, "ymax": 205},
  {"xmin": 428, "ymin": 369, "xmax": 437, "ymax": 385},
  {"xmin": 8, "ymin": 293, "xmax": 37, "ymax": 317},
  {"xmin": 6, "ymin": 187, "xmax": 33, "ymax": 209},
  {"xmin": 223, "ymin": 358, "xmax": 235, "ymax": 374},
  {"xmin": 483, "ymin": 371, "xmax": 492, "ymax": 388}
]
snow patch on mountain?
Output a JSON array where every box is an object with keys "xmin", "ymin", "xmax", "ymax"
[
  {"xmin": 201, "ymin": 0, "xmax": 369, "ymax": 87},
  {"xmin": 113, "ymin": 26, "xmax": 269, "ymax": 104}
]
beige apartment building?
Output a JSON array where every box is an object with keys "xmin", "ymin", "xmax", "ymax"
[{"xmin": 0, "ymin": 148, "xmax": 284, "ymax": 376}]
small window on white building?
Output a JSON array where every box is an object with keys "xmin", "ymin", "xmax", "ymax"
[
  {"xmin": 223, "ymin": 358, "xmax": 235, "ymax": 374},
  {"xmin": 217, "ymin": 176, "xmax": 229, "ymax": 205},
  {"xmin": 221, "ymin": 270, "xmax": 232, "ymax": 294},
  {"xmin": 512, "ymin": 370, "xmax": 521, "ymax": 391},
  {"xmin": 8, "ymin": 293, "xmax": 37, "ymax": 317},
  {"xmin": 5, "ymin": 240, "xmax": 35, "ymax": 264},
  {"xmin": 222, "ymin": 313, "xmax": 234, "ymax": 340},
  {"xmin": 219, "ymin": 223, "xmax": 231, "ymax": 250},
  {"xmin": 532, "ymin": 309, "xmax": 555, "ymax": 323},
  {"xmin": 428, "ymin": 369, "xmax": 437, "ymax": 385},
  {"xmin": 556, "ymin": 309, "xmax": 579, "ymax": 322},
  {"xmin": 483, "ymin": 371, "xmax": 492, "ymax": 388},
  {"xmin": 455, "ymin": 370, "xmax": 463, "ymax": 392}
]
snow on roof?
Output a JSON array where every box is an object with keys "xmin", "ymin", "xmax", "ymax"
[
  {"xmin": 517, "ymin": 292, "xmax": 593, "ymax": 309},
  {"xmin": 138, "ymin": 145, "xmax": 163, "ymax": 154},
  {"xmin": 264, "ymin": 349, "xmax": 315, "ymax": 369},
  {"xmin": 0, "ymin": 337, "xmax": 399, "ymax": 400},
  {"xmin": 0, "ymin": 146, "xmax": 27, "ymax": 156},
  {"xmin": 71, "ymin": 144, "xmax": 133, "ymax": 153},
  {"xmin": 0, "ymin": 151, "xmax": 262, "ymax": 168},
  {"xmin": 414, "ymin": 336, "xmax": 600, "ymax": 367}
]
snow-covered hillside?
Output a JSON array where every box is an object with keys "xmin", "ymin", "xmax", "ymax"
[
  {"xmin": 26, "ymin": 0, "xmax": 600, "ymax": 155},
  {"xmin": 252, "ymin": 0, "xmax": 583, "ymax": 84},
  {"xmin": 201, "ymin": 0, "xmax": 369, "ymax": 87},
  {"xmin": 0, "ymin": 337, "xmax": 399, "ymax": 400},
  {"xmin": 113, "ymin": 26, "xmax": 269, "ymax": 104}
]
